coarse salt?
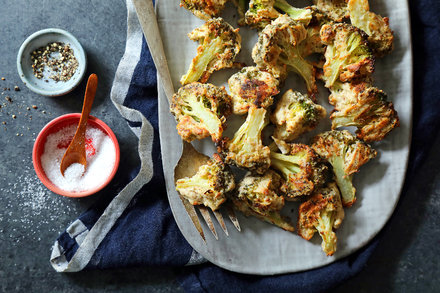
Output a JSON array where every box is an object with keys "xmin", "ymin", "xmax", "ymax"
[{"xmin": 41, "ymin": 124, "xmax": 116, "ymax": 192}]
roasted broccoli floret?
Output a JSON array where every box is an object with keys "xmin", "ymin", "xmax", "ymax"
[
  {"xmin": 180, "ymin": 18, "xmax": 242, "ymax": 85},
  {"xmin": 244, "ymin": 0, "xmax": 312, "ymax": 29},
  {"xmin": 270, "ymin": 143, "xmax": 332, "ymax": 199},
  {"xmin": 328, "ymin": 81, "xmax": 400, "ymax": 142},
  {"xmin": 245, "ymin": 0, "xmax": 279, "ymax": 29},
  {"xmin": 273, "ymin": 0, "xmax": 313, "ymax": 24},
  {"xmin": 347, "ymin": 0, "xmax": 394, "ymax": 57},
  {"xmin": 180, "ymin": 0, "xmax": 229, "ymax": 20},
  {"xmin": 297, "ymin": 182, "xmax": 345, "ymax": 256},
  {"xmin": 320, "ymin": 23, "xmax": 374, "ymax": 88},
  {"xmin": 252, "ymin": 15, "xmax": 318, "ymax": 97},
  {"xmin": 218, "ymin": 106, "xmax": 271, "ymax": 174},
  {"xmin": 170, "ymin": 82, "xmax": 232, "ymax": 142},
  {"xmin": 271, "ymin": 90, "xmax": 326, "ymax": 142},
  {"xmin": 228, "ymin": 66, "xmax": 280, "ymax": 115},
  {"xmin": 176, "ymin": 154, "xmax": 235, "ymax": 211},
  {"xmin": 311, "ymin": 130, "xmax": 377, "ymax": 207},
  {"xmin": 232, "ymin": 170, "xmax": 295, "ymax": 231},
  {"xmin": 298, "ymin": 6, "xmax": 332, "ymax": 57},
  {"xmin": 313, "ymin": 0, "xmax": 349, "ymax": 22}
]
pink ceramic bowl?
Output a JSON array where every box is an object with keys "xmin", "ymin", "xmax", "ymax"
[{"xmin": 32, "ymin": 113, "xmax": 120, "ymax": 197}]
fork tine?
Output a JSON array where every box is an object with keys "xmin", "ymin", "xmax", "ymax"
[
  {"xmin": 226, "ymin": 205, "xmax": 241, "ymax": 232},
  {"xmin": 198, "ymin": 206, "xmax": 218, "ymax": 240},
  {"xmin": 213, "ymin": 210, "xmax": 228, "ymax": 236},
  {"xmin": 179, "ymin": 196, "xmax": 206, "ymax": 243}
]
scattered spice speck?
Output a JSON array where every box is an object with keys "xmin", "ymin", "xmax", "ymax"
[
  {"xmin": 12, "ymin": 115, "xmax": 16, "ymax": 119},
  {"xmin": 32, "ymin": 105, "xmax": 38, "ymax": 109},
  {"xmin": 1, "ymin": 77, "xmax": 5, "ymax": 81},
  {"xmin": 5, "ymin": 96, "xmax": 12, "ymax": 103},
  {"xmin": 14, "ymin": 86, "xmax": 20, "ymax": 91}
]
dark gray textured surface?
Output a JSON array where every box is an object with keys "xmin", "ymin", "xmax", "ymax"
[{"xmin": 0, "ymin": 1, "xmax": 438, "ymax": 292}]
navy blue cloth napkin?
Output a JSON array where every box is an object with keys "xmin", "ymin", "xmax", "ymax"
[{"xmin": 51, "ymin": 0, "xmax": 439, "ymax": 292}]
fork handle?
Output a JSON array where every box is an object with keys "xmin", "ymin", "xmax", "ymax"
[{"xmin": 132, "ymin": 0, "xmax": 175, "ymax": 104}]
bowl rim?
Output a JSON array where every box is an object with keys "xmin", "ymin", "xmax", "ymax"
[
  {"xmin": 32, "ymin": 113, "xmax": 120, "ymax": 197},
  {"xmin": 17, "ymin": 28, "xmax": 87, "ymax": 97}
]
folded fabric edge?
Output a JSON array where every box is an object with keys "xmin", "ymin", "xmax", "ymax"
[{"xmin": 50, "ymin": 0, "xmax": 154, "ymax": 272}]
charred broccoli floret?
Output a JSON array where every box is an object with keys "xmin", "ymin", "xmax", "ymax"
[
  {"xmin": 218, "ymin": 106, "xmax": 271, "ymax": 174},
  {"xmin": 313, "ymin": 0, "xmax": 349, "ymax": 22},
  {"xmin": 348, "ymin": 0, "xmax": 394, "ymax": 57},
  {"xmin": 320, "ymin": 23, "xmax": 374, "ymax": 88},
  {"xmin": 232, "ymin": 170, "xmax": 295, "ymax": 231},
  {"xmin": 297, "ymin": 182, "xmax": 345, "ymax": 256},
  {"xmin": 228, "ymin": 66, "xmax": 280, "ymax": 115},
  {"xmin": 176, "ymin": 154, "xmax": 235, "ymax": 211},
  {"xmin": 271, "ymin": 143, "xmax": 332, "ymax": 200},
  {"xmin": 170, "ymin": 82, "xmax": 232, "ymax": 142},
  {"xmin": 252, "ymin": 15, "xmax": 318, "ymax": 97},
  {"xmin": 271, "ymin": 90, "xmax": 326, "ymax": 142},
  {"xmin": 180, "ymin": 0, "xmax": 229, "ymax": 20},
  {"xmin": 244, "ymin": 0, "xmax": 312, "ymax": 29},
  {"xmin": 329, "ymin": 81, "xmax": 400, "ymax": 142},
  {"xmin": 311, "ymin": 130, "xmax": 377, "ymax": 207},
  {"xmin": 181, "ymin": 18, "xmax": 242, "ymax": 85}
]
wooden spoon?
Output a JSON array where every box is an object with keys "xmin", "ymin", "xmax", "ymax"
[{"xmin": 60, "ymin": 73, "xmax": 98, "ymax": 176}]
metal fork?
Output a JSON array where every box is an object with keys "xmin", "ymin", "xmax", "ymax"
[
  {"xmin": 174, "ymin": 141, "xmax": 241, "ymax": 241},
  {"xmin": 132, "ymin": 0, "xmax": 240, "ymax": 242}
]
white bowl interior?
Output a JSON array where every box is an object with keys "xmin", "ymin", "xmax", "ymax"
[{"xmin": 17, "ymin": 28, "xmax": 87, "ymax": 96}]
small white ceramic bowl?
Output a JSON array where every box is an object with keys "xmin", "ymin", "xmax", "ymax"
[{"xmin": 17, "ymin": 28, "xmax": 87, "ymax": 96}]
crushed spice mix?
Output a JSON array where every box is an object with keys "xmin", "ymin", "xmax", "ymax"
[{"xmin": 31, "ymin": 42, "xmax": 78, "ymax": 82}]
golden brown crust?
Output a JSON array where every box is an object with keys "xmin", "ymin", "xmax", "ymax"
[
  {"xmin": 170, "ymin": 82, "xmax": 232, "ymax": 142},
  {"xmin": 228, "ymin": 67, "xmax": 279, "ymax": 115},
  {"xmin": 328, "ymin": 81, "xmax": 400, "ymax": 142},
  {"xmin": 313, "ymin": 0, "xmax": 349, "ymax": 22},
  {"xmin": 180, "ymin": 0, "xmax": 229, "ymax": 20},
  {"xmin": 321, "ymin": 23, "xmax": 375, "ymax": 87},
  {"xmin": 297, "ymin": 182, "xmax": 344, "ymax": 256}
]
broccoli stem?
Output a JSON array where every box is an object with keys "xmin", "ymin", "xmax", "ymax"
[
  {"xmin": 331, "ymin": 115, "xmax": 359, "ymax": 128},
  {"xmin": 181, "ymin": 37, "xmax": 223, "ymax": 85},
  {"xmin": 271, "ymin": 152, "xmax": 302, "ymax": 177},
  {"xmin": 279, "ymin": 51, "xmax": 316, "ymax": 94},
  {"xmin": 274, "ymin": 0, "xmax": 312, "ymax": 24},
  {"xmin": 316, "ymin": 212, "xmax": 337, "ymax": 255},
  {"xmin": 176, "ymin": 177, "xmax": 210, "ymax": 191},
  {"xmin": 244, "ymin": 205, "xmax": 295, "ymax": 232},
  {"xmin": 230, "ymin": 107, "xmax": 266, "ymax": 153},
  {"xmin": 186, "ymin": 94, "xmax": 222, "ymax": 138},
  {"xmin": 265, "ymin": 211, "xmax": 295, "ymax": 232},
  {"xmin": 330, "ymin": 156, "xmax": 356, "ymax": 206}
]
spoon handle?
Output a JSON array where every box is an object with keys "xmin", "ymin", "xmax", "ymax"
[
  {"xmin": 59, "ymin": 74, "xmax": 98, "ymax": 175},
  {"xmin": 77, "ymin": 74, "xmax": 98, "ymax": 133},
  {"xmin": 132, "ymin": 0, "xmax": 175, "ymax": 104}
]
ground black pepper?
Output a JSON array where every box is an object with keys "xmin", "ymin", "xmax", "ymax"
[{"xmin": 31, "ymin": 42, "xmax": 78, "ymax": 82}]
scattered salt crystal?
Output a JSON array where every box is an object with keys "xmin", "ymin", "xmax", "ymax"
[{"xmin": 41, "ymin": 124, "xmax": 116, "ymax": 192}]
